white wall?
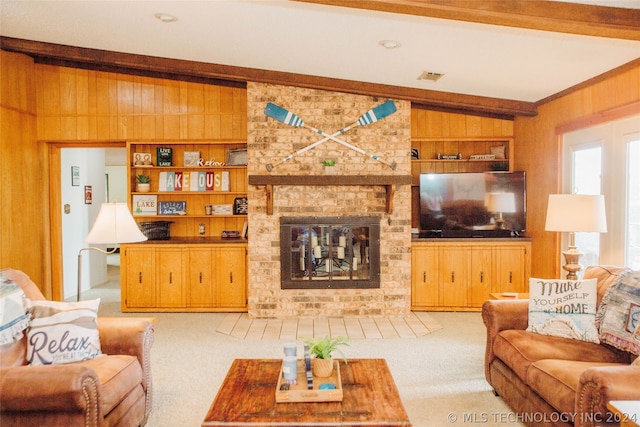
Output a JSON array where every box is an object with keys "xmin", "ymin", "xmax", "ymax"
[{"xmin": 61, "ymin": 148, "xmax": 107, "ymax": 299}]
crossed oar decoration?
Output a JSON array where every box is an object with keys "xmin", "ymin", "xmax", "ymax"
[{"xmin": 264, "ymin": 100, "xmax": 398, "ymax": 171}]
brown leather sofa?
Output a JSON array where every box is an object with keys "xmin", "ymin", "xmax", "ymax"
[
  {"xmin": 482, "ymin": 265, "xmax": 640, "ymax": 427},
  {"xmin": 0, "ymin": 269, "xmax": 155, "ymax": 427}
]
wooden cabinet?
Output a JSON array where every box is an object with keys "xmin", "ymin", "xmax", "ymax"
[
  {"xmin": 128, "ymin": 140, "xmax": 247, "ymax": 238},
  {"xmin": 121, "ymin": 242, "xmax": 247, "ymax": 312},
  {"xmin": 411, "ymin": 239, "xmax": 531, "ymax": 311},
  {"xmin": 187, "ymin": 245, "xmax": 247, "ymax": 308}
]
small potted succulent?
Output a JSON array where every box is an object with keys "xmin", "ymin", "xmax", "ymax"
[
  {"xmin": 136, "ymin": 174, "xmax": 151, "ymax": 193},
  {"xmin": 304, "ymin": 335, "xmax": 349, "ymax": 377},
  {"xmin": 321, "ymin": 159, "xmax": 336, "ymax": 174}
]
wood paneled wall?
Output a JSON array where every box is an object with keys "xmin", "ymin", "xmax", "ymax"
[
  {"xmin": 1, "ymin": 50, "xmax": 247, "ymax": 298},
  {"xmin": 515, "ymin": 64, "xmax": 640, "ymax": 279},
  {"xmin": 0, "ymin": 51, "xmax": 52, "ymax": 294}
]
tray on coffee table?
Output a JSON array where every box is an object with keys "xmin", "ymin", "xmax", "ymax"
[{"xmin": 275, "ymin": 359, "xmax": 343, "ymax": 403}]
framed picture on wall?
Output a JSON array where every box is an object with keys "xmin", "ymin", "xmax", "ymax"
[
  {"xmin": 71, "ymin": 166, "xmax": 80, "ymax": 186},
  {"xmin": 84, "ymin": 185, "xmax": 93, "ymax": 204}
]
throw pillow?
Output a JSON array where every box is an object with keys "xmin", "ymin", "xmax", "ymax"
[
  {"xmin": 597, "ymin": 271, "xmax": 640, "ymax": 356},
  {"xmin": 0, "ymin": 273, "xmax": 30, "ymax": 345},
  {"xmin": 26, "ymin": 298, "xmax": 102, "ymax": 366},
  {"xmin": 527, "ymin": 277, "xmax": 599, "ymax": 343}
]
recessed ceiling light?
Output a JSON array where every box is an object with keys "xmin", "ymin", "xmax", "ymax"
[
  {"xmin": 417, "ymin": 71, "xmax": 444, "ymax": 82},
  {"xmin": 379, "ymin": 40, "xmax": 400, "ymax": 49},
  {"xmin": 154, "ymin": 13, "xmax": 177, "ymax": 23}
]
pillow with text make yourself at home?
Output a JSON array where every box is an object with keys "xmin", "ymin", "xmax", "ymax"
[
  {"xmin": 527, "ymin": 278, "xmax": 599, "ymax": 343},
  {"xmin": 26, "ymin": 298, "xmax": 102, "ymax": 366}
]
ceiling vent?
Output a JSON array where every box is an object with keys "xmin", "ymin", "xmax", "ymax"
[{"xmin": 417, "ymin": 71, "xmax": 444, "ymax": 82}]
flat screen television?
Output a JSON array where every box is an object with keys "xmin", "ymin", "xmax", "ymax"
[{"xmin": 419, "ymin": 171, "xmax": 526, "ymax": 237}]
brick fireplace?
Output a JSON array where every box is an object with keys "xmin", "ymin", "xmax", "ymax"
[{"xmin": 246, "ymin": 83, "xmax": 412, "ymax": 318}]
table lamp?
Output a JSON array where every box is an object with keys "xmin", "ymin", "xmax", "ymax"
[
  {"xmin": 544, "ymin": 194, "xmax": 607, "ymax": 280},
  {"xmin": 486, "ymin": 192, "xmax": 516, "ymax": 229},
  {"xmin": 78, "ymin": 202, "xmax": 147, "ymax": 301}
]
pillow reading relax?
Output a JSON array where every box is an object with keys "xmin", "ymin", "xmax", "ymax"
[
  {"xmin": 527, "ymin": 277, "xmax": 599, "ymax": 343},
  {"xmin": 26, "ymin": 298, "xmax": 102, "ymax": 366}
]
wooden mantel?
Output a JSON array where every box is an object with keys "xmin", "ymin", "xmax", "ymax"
[{"xmin": 248, "ymin": 175, "xmax": 412, "ymax": 215}]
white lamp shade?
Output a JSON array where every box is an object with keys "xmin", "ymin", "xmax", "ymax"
[
  {"xmin": 545, "ymin": 194, "xmax": 607, "ymax": 233},
  {"xmin": 486, "ymin": 192, "xmax": 516, "ymax": 213},
  {"xmin": 85, "ymin": 202, "xmax": 148, "ymax": 244}
]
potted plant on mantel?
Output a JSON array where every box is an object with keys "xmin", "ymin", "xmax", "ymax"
[
  {"xmin": 136, "ymin": 174, "xmax": 151, "ymax": 193},
  {"xmin": 304, "ymin": 335, "xmax": 349, "ymax": 377},
  {"xmin": 321, "ymin": 159, "xmax": 336, "ymax": 174}
]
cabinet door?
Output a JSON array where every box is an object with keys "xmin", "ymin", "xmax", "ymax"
[
  {"xmin": 122, "ymin": 247, "xmax": 156, "ymax": 308},
  {"xmin": 216, "ymin": 247, "xmax": 247, "ymax": 308},
  {"xmin": 157, "ymin": 248, "xmax": 186, "ymax": 308},
  {"xmin": 411, "ymin": 246, "xmax": 438, "ymax": 308},
  {"xmin": 189, "ymin": 248, "xmax": 215, "ymax": 307},
  {"xmin": 494, "ymin": 246, "xmax": 527, "ymax": 293},
  {"xmin": 439, "ymin": 247, "xmax": 468, "ymax": 307},
  {"xmin": 469, "ymin": 247, "xmax": 493, "ymax": 307}
]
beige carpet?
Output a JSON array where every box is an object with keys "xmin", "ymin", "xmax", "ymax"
[
  {"xmin": 84, "ymin": 265, "xmax": 521, "ymax": 427},
  {"xmin": 217, "ymin": 311, "xmax": 443, "ymax": 340}
]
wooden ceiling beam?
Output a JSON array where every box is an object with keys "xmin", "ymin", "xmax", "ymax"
[
  {"xmin": 295, "ymin": 0, "xmax": 640, "ymax": 41},
  {"xmin": 0, "ymin": 37, "xmax": 536, "ymax": 118}
]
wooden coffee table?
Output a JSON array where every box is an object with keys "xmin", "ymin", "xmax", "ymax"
[{"xmin": 202, "ymin": 358, "xmax": 412, "ymax": 426}]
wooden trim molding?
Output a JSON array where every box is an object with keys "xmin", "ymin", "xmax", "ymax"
[
  {"xmin": 555, "ymin": 101, "xmax": 640, "ymax": 135},
  {"xmin": 0, "ymin": 36, "xmax": 536, "ymax": 119},
  {"xmin": 296, "ymin": 0, "xmax": 640, "ymax": 41}
]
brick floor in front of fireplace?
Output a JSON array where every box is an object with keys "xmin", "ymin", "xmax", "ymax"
[{"xmin": 216, "ymin": 312, "xmax": 442, "ymax": 340}]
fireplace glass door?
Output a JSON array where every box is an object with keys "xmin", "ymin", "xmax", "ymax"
[{"xmin": 281, "ymin": 216, "xmax": 380, "ymax": 289}]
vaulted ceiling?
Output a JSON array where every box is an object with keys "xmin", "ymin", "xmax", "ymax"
[{"xmin": 1, "ymin": 0, "xmax": 639, "ymax": 118}]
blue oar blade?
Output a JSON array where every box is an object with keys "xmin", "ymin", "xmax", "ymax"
[
  {"xmin": 264, "ymin": 103, "xmax": 304, "ymax": 127},
  {"xmin": 357, "ymin": 100, "xmax": 397, "ymax": 126}
]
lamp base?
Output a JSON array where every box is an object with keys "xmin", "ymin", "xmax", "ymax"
[{"xmin": 562, "ymin": 246, "xmax": 583, "ymax": 281}]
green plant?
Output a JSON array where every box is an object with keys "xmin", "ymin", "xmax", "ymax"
[
  {"xmin": 136, "ymin": 174, "xmax": 151, "ymax": 183},
  {"xmin": 321, "ymin": 159, "xmax": 336, "ymax": 167},
  {"xmin": 304, "ymin": 336, "xmax": 349, "ymax": 360}
]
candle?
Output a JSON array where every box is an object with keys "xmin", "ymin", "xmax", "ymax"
[
  {"xmin": 353, "ymin": 257, "xmax": 358, "ymax": 271},
  {"xmin": 300, "ymin": 245, "xmax": 305, "ymax": 270},
  {"xmin": 339, "ymin": 236, "xmax": 346, "ymax": 247},
  {"xmin": 311, "ymin": 236, "xmax": 318, "ymax": 248},
  {"xmin": 313, "ymin": 246, "xmax": 322, "ymax": 259},
  {"xmin": 326, "ymin": 259, "xmax": 332, "ymax": 273},
  {"xmin": 325, "ymin": 233, "xmax": 330, "ymax": 246},
  {"xmin": 337, "ymin": 247, "xmax": 345, "ymax": 259}
]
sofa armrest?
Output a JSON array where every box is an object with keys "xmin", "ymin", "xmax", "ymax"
[
  {"xmin": 0, "ymin": 364, "xmax": 99, "ymax": 415},
  {"xmin": 576, "ymin": 365, "xmax": 640, "ymax": 427},
  {"xmin": 97, "ymin": 317, "xmax": 155, "ymax": 417},
  {"xmin": 481, "ymin": 299, "xmax": 529, "ymax": 386}
]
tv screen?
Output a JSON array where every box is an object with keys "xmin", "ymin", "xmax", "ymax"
[{"xmin": 419, "ymin": 171, "xmax": 526, "ymax": 235}]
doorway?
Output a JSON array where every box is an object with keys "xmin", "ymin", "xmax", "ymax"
[{"xmin": 48, "ymin": 142, "xmax": 126, "ymax": 301}]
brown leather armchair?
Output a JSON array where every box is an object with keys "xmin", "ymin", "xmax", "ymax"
[{"xmin": 0, "ymin": 269, "xmax": 155, "ymax": 427}]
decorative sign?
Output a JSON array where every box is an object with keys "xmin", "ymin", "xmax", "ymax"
[
  {"xmin": 84, "ymin": 186, "xmax": 92, "ymax": 204},
  {"xmin": 156, "ymin": 147, "xmax": 173, "ymax": 166},
  {"xmin": 184, "ymin": 151, "xmax": 201, "ymax": 166},
  {"xmin": 234, "ymin": 197, "xmax": 248, "ymax": 215},
  {"xmin": 133, "ymin": 195, "xmax": 158, "ymax": 216},
  {"xmin": 71, "ymin": 166, "xmax": 80, "ymax": 186},
  {"xmin": 133, "ymin": 152, "xmax": 152, "ymax": 166},
  {"xmin": 158, "ymin": 201, "xmax": 187, "ymax": 216}
]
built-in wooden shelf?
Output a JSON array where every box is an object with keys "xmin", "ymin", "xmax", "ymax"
[{"xmin": 248, "ymin": 175, "xmax": 412, "ymax": 215}]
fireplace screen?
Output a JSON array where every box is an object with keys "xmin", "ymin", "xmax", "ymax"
[{"xmin": 280, "ymin": 216, "xmax": 380, "ymax": 289}]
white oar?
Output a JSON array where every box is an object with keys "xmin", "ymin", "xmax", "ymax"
[{"xmin": 264, "ymin": 101, "xmax": 398, "ymax": 171}]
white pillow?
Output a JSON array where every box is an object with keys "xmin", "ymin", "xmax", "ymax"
[
  {"xmin": 27, "ymin": 299, "xmax": 102, "ymax": 365},
  {"xmin": 527, "ymin": 278, "xmax": 599, "ymax": 343}
]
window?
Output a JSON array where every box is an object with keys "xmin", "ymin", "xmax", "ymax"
[{"xmin": 562, "ymin": 115, "xmax": 640, "ymax": 271}]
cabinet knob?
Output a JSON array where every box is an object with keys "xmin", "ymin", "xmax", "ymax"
[
  {"xmin": 138, "ymin": 272, "xmax": 142, "ymax": 284},
  {"xmin": 480, "ymin": 271, "xmax": 484, "ymax": 283},
  {"xmin": 451, "ymin": 271, "xmax": 455, "ymax": 283},
  {"xmin": 169, "ymin": 272, "xmax": 173, "ymax": 284},
  {"xmin": 423, "ymin": 271, "xmax": 426, "ymax": 283},
  {"xmin": 199, "ymin": 272, "xmax": 202, "ymax": 284},
  {"xmin": 509, "ymin": 271, "xmax": 513, "ymax": 284},
  {"xmin": 230, "ymin": 271, "xmax": 233, "ymax": 284}
]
